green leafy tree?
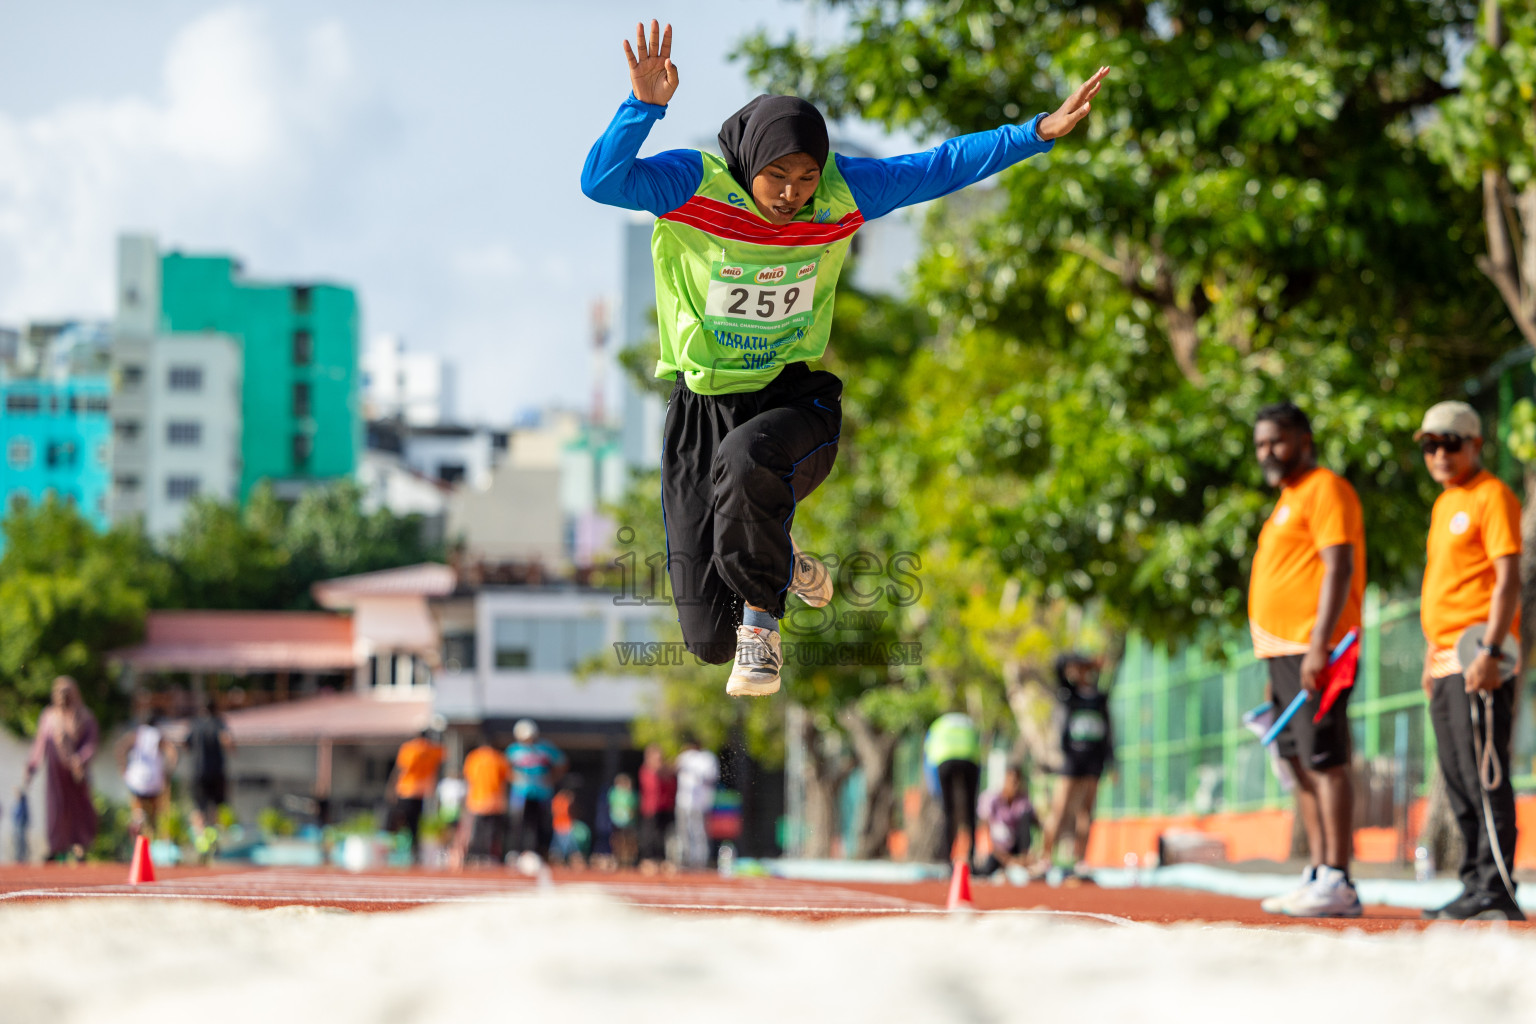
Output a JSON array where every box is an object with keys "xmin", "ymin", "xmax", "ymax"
[
  {"xmin": 0, "ymin": 497, "xmax": 168, "ymax": 733},
  {"xmin": 741, "ymin": 0, "xmax": 1508, "ymax": 643}
]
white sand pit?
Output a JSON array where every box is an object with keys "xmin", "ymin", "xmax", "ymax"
[{"xmin": 1, "ymin": 895, "xmax": 1535, "ymax": 1022}]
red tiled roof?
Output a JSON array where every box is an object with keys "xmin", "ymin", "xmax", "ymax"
[
  {"xmin": 112, "ymin": 611, "xmax": 356, "ymax": 673},
  {"xmin": 221, "ymin": 693, "xmax": 432, "ymax": 744},
  {"xmin": 311, "ymin": 563, "xmax": 456, "ymax": 608}
]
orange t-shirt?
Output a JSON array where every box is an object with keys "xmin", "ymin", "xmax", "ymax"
[
  {"xmin": 551, "ymin": 790, "xmax": 574, "ymax": 834},
  {"xmin": 462, "ymin": 746, "xmax": 513, "ymax": 815},
  {"xmin": 1421, "ymin": 470, "xmax": 1522, "ymax": 653},
  {"xmin": 1248, "ymin": 467, "xmax": 1367, "ymax": 657},
  {"xmin": 393, "ymin": 738, "xmax": 445, "ymax": 799}
]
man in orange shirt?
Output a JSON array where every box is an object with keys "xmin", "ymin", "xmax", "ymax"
[
  {"xmin": 387, "ymin": 729, "xmax": 445, "ymax": 863},
  {"xmin": 1415, "ymin": 401, "xmax": 1524, "ymax": 922},
  {"xmin": 462, "ymin": 734, "xmax": 514, "ymax": 866},
  {"xmin": 1248, "ymin": 402, "xmax": 1366, "ymax": 918}
]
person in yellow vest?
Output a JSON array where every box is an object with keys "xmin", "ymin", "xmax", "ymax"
[
  {"xmin": 584, "ymin": 20, "xmax": 1109, "ymax": 697},
  {"xmin": 1414, "ymin": 401, "xmax": 1524, "ymax": 922},
  {"xmin": 924, "ymin": 712, "xmax": 982, "ymax": 869}
]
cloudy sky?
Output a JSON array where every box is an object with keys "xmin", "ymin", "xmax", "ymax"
[{"xmin": 0, "ymin": 1, "xmax": 913, "ymax": 422}]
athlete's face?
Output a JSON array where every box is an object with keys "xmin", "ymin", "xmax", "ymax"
[
  {"xmin": 752, "ymin": 152, "xmax": 822, "ymax": 225},
  {"xmin": 1253, "ymin": 420, "xmax": 1311, "ymax": 488}
]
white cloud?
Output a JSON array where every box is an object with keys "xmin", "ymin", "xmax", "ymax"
[{"xmin": 0, "ymin": 5, "xmax": 379, "ymax": 321}]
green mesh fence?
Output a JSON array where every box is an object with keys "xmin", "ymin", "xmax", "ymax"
[{"xmin": 1100, "ymin": 585, "xmax": 1536, "ymax": 820}]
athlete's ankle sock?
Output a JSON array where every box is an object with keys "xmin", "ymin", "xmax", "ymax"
[{"xmin": 742, "ymin": 606, "xmax": 778, "ymax": 632}]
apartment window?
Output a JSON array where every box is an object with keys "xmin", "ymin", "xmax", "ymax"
[
  {"xmin": 114, "ymin": 420, "xmax": 141, "ymax": 441},
  {"xmin": 45, "ymin": 441, "xmax": 78, "ymax": 468},
  {"xmin": 115, "ymin": 474, "xmax": 141, "ymax": 492},
  {"xmin": 7, "ymin": 437, "xmax": 32, "ymax": 469},
  {"xmin": 120, "ymin": 365, "xmax": 144, "ymax": 387},
  {"xmin": 293, "ymin": 329, "xmax": 313, "ymax": 365},
  {"xmin": 168, "ymin": 366, "xmax": 203, "ymax": 391},
  {"xmin": 96, "ymin": 442, "xmax": 110, "ymax": 466},
  {"xmin": 293, "ymin": 382, "xmax": 311, "ymax": 417},
  {"xmin": 436, "ymin": 462, "xmax": 466, "ymax": 485},
  {"xmin": 442, "ymin": 633, "xmax": 477, "ymax": 672},
  {"xmin": 86, "ymin": 395, "xmax": 110, "ymax": 414},
  {"xmin": 165, "ymin": 476, "xmax": 200, "ymax": 500},
  {"xmin": 5, "ymin": 393, "xmax": 39, "ymax": 414},
  {"xmin": 293, "ymin": 432, "xmax": 312, "ymax": 468},
  {"xmin": 292, "ymin": 286, "xmax": 313, "ymax": 314},
  {"xmin": 166, "ymin": 421, "xmax": 202, "ymax": 446},
  {"xmin": 493, "ymin": 616, "xmax": 607, "ymax": 672}
]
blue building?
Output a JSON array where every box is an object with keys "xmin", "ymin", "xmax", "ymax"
[{"xmin": 0, "ymin": 376, "xmax": 113, "ymax": 533}]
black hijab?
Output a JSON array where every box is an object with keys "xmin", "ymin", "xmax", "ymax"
[{"xmin": 717, "ymin": 94, "xmax": 830, "ymax": 190}]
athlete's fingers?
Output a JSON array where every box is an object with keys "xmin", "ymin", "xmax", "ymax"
[
  {"xmin": 664, "ymin": 57, "xmax": 679, "ymax": 88},
  {"xmin": 635, "ymin": 21, "xmax": 648, "ymax": 60},
  {"xmin": 624, "ymin": 38, "xmax": 638, "ymax": 70},
  {"xmin": 650, "ymin": 19, "xmax": 660, "ymax": 59},
  {"xmin": 660, "ymin": 22, "xmax": 672, "ymax": 59}
]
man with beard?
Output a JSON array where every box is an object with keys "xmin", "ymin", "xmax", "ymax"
[{"xmin": 1248, "ymin": 402, "xmax": 1366, "ymax": 917}]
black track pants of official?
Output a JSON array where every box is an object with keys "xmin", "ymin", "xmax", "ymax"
[
  {"xmin": 937, "ymin": 759, "xmax": 979, "ymax": 866},
  {"xmin": 1430, "ymin": 675, "xmax": 1518, "ymax": 897}
]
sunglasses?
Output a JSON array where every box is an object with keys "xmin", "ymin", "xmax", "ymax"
[{"xmin": 1419, "ymin": 436, "xmax": 1465, "ymax": 456}]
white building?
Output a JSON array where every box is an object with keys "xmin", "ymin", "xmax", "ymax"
[
  {"xmin": 363, "ymin": 334, "xmax": 454, "ymax": 427},
  {"xmin": 401, "ymin": 424, "xmax": 505, "ymax": 490},
  {"xmin": 432, "ymin": 586, "xmax": 660, "ymax": 733},
  {"xmin": 111, "ymin": 235, "xmax": 243, "ymax": 536}
]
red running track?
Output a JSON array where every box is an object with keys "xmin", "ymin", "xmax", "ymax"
[{"xmin": 0, "ymin": 864, "xmax": 1526, "ymax": 931}]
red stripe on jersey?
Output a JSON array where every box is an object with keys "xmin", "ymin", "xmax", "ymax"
[{"xmin": 660, "ymin": 195, "xmax": 864, "ymax": 247}]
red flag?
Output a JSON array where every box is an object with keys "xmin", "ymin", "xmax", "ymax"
[{"xmin": 1312, "ymin": 639, "xmax": 1361, "ymax": 723}]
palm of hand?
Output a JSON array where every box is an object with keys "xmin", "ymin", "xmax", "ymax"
[{"xmin": 625, "ymin": 21, "xmax": 678, "ymax": 106}]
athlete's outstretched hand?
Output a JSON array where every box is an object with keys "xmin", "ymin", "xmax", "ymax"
[
  {"xmin": 1036, "ymin": 67, "xmax": 1110, "ymax": 140},
  {"xmin": 625, "ymin": 20, "xmax": 679, "ymax": 106}
]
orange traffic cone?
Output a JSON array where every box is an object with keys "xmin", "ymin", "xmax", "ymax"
[
  {"xmin": 946, "ymin": 858, "xmax": 973, "ymax": 911},
  {"xmin": 128, "ymin": 834, "xmax": 156, "ymax": 884}
]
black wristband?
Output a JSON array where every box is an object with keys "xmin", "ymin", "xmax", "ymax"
[{"xmin": 1479, "ymin": 642, "xmax": 1502, "ymax": 659}]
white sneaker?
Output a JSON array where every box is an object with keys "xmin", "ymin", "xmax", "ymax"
[
  {"xmin": 1280, "ymin": 866, "xmax": 1362, "ymax": 918},
  {"xmin": 726, "ymin": 624, "xmax": 782, "ymax": 697},
  {"xmin": 1260, "ymin": 867, "xmax": 1317, "ymax": 914},
  {"xmin": 788, "ymin": 539, "xmax": 833, "ymax": 608}
]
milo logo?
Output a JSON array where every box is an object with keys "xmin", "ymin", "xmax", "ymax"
[
  {"xmin": 796, "ymin": 263, "xmax": 817, "ymax": 279},
  {"xmin": 755, "ymin": 266, "xmax": 787, "ymax": 284},
  {"xmin": 719, "ymin": 266, "xmax": 744, "ymax": 279}
]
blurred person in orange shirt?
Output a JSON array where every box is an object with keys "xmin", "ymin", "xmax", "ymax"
[
  {"xmin": 1415, "ymin": 402, "xmax": 1524, "ymax": 922},
  {"xmin": 1248, "ymin": 402, "xmax": 1365, "ymax": 919},
  {"xmin": 462, "ymin": 734, "xmax": 513, "ymax": 866},
  {"xmin": 386, "ymin": 729, "xmax": 445, "ymax": 864},
  {"xmin": 549, "ymin": 780, "xmax": 585, "ymax": 868}
]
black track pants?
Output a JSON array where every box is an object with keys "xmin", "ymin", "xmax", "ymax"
[
  {"xmin": 661, "ymin": 362, "xmax": 842, "ymax": 664},
  {"xmin": 1430, "ymin": 675, "xmax": 1518, "ymax": 896}
]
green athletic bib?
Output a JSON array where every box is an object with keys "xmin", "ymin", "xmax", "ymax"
[{"xmin": 651, "ymin": 152, "xmax": 864, "ymax": 395}]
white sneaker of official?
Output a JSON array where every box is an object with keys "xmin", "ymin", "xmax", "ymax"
[
  {"xmin": 1280, "ymin": 866, "xmax": 1362, "ymax": 918},
  {"xmin": 1260, "ymin": 867, "xmax": 1317, "ymax": 914},
  {"xmin": 726, "ymin": 624, "xmax": 783, "ymax": 697}
]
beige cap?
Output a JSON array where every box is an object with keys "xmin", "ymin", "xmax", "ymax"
[{"xmin": 1414, "ymin": 401, "xmax": 1482, "ymax": 440}]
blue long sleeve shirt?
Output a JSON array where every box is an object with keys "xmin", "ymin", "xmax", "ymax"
[{"xmin": 581, "ymin": 95, "xmax": 1054, "ymax": 221}]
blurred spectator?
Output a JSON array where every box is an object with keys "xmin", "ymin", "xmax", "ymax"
[
  {"xmin": 924, "ymin": 711, "xmax": 981, "ymax": 868},
  {"xmin": 462, "ymin": 735, "xmax": 512, "ymax": 866},
  {"xmin": 116, "ymin": 708, "xmax": 177, "ymax": 841},
  {"xmin": 675, "ymin": 739, "xmax": 719, "ymax": 870},
  {"xmin": 506, "ymin": 719, "xmax": 566, "ymax": 860},
  {"xmin": 184, "ymin": 695, "xmax": 234, "ymax": 856},
  {"xmin": 608, "ymin": 773, "xmax": 639, "ymax": 869},
  {"xmin": 638, "ymin": 745, "xmax": 676, "ymax": 874},
  {"xmin": 437, "ymin": 765, "xmax": 469, "ymax": 869},
  {"xmin": 11, "ymin": 791, "xmax": 29, "ymax": 863},
  {"xmin": 549, "ymin": 781, "xmax": 584, "ymax": 868},
  {"xmin": 387, "ymin": 729, "xmax": 446, "ymax": 864},
  {"xmin": 19, "ymin": 677, "xmax": 99, "ymax": 861},
  {"xmin": 1035, "ymin": 654, "xmax": 1112, "ymax": 880},
  {"xmin": 976, "ymin": 766, "xmax": 1036, "ymax": 879}
]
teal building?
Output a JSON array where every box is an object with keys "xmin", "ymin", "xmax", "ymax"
[
  {"xmin": 0, "ymin": 376, "xmax": 113, "ymax": 531},
  {"xmin": 159, "ymin": 252, "xmax": 360, "ymax": 499}
]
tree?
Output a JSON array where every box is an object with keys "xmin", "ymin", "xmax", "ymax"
[
  {"xmin": 740, "ymin": 0, "xmax": 1507, "ymax": 643},
  {"xmin": 0, "ymin": 497, "xmax": 168, "ymax": 734}
]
